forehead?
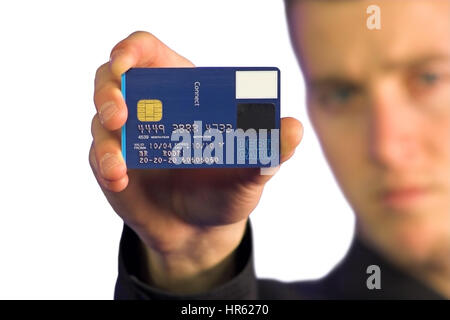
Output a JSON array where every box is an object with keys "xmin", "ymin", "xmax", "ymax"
[{"xmin": 287, "ymin": 0, "xmax": 450, "ymax": 79}]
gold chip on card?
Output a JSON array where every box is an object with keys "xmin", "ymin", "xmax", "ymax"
[{"xmin": 137, "ymin": 99, "xmax": 163, "ymax": 122}]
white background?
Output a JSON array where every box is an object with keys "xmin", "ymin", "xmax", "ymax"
[{"xmin": 0, "ymin": 0, "xmax": 354, "ymax": 299}]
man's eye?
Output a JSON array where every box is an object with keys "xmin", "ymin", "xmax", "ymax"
[
  {"xmin": 419, "ymin": 72, "xmax": 440, "ymax": 86},
  {"xmin": 319, "ymin": 87, "xmax": 356, "ymax": 105},
  {"xmin": 333, "ymin": 87, "xmax": 354, "ymax": 101}
]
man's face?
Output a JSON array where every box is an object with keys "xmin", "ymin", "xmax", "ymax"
[{"xmin": 288, "ymin": 0, "xmax": 450, "ymax": 266}]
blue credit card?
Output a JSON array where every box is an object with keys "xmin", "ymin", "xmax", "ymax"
[{"xmin": 121, "ymin": 67, "xmax": 280, "ymax": 169}]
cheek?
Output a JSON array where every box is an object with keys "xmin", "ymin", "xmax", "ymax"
[
  {"xmin": 435, "ymin": 118, "xmax": 450, "ymax": 164},
  {"xmin": 424, "ymin": 81, "xmax": 450, "ymax": 161},
  {"xmin": 431, "ymin": 119, "xmax": 450, "ymax": 231},
  {"xmin": 314, "ymin": 118, "xmax": 371, "ymax": 200},
  {"xmin": 426, "ymin": 113, "xmax": 450, "ymax": 194}
]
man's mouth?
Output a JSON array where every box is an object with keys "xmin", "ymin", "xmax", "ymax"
[{"xmin": 381, "ymin": 186, "xmax": 431, "ymax": 210}]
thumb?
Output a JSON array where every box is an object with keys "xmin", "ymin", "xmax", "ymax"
[
  {"xmin": 247, "ymin": 116, "xmax": 304, "ymax": 185},
  {"xmin": 280, "ymin": 117, "xmax": 304, "ymax": 164}
]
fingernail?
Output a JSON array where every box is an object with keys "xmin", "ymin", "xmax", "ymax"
[
  {"xmin": 100, "ymin": 153, "xmax": 122, "ymax": 176},
  {"xmin": 99, "ymin": 101, "xmax": 118, "ymax": 124},
  {"xmin": 260, "ymin": 166, "xmax": 280, "ymax": 176}
]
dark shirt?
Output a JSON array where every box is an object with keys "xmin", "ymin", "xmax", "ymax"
[{"xmin": 114, "ymin": 220, "xmax": 445, "ymax": 300}]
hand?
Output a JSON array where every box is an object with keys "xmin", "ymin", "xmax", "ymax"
[{"xmin": 89, "ymin": 31, "xmax": 303, "ymax": 293}]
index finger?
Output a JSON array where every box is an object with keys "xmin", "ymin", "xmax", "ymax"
[
  {"xmin": 94, "ymin": 31, "xmax": 195, "ymax": 130},
  {"xmin": 108, "ymin": 31, "xmax": 195, "ymax": 79}
]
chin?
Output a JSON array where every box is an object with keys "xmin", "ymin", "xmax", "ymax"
[
  {"xmin": 356, "ymin": 197, "xmax": 449, "ymax": 266},
  {"xmin": 382, "ymin": 218, "xmax": 444, "ymax": 266}
]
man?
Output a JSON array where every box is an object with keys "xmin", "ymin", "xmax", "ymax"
[{"xmin": 90, "ymin": 0, "xmax": 450, "ymax": 299}]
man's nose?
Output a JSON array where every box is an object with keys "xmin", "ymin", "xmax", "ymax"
[{"xmin": 368, "ymin": 83, "xmax": 421, "ymax": 170}]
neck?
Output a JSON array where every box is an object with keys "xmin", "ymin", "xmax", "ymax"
[
  {"xmin": 356, "ymin": 224, "xmax": 450, "ymax": 298},
  {"xmin": 410, "ymin": 249, "xmax": 450, "ymax": 299}
]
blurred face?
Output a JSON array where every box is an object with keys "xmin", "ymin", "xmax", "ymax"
[{"xmin": 287, "ymin": 0, "xmax": 450, "ymax": 267}]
